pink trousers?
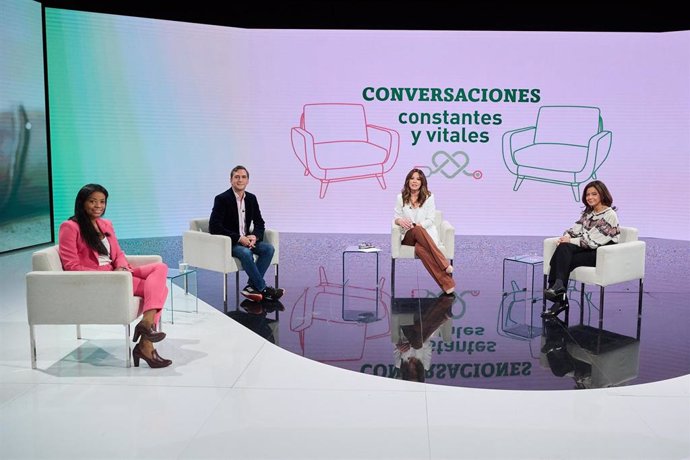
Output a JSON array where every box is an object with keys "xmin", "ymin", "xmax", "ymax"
[
  {"xmin": 131, "ymin": 262, "xmax": 168, "ymax": 325},
  {"xmin": 401, "ymin": 226, "xmax": 455, "ymax": 293}
]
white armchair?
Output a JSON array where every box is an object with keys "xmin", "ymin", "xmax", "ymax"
[
  {"xmin": 26, "ymin": 245, "xmax": 162, "ymax": 369},
  {"xmin": 390, "ymin": 210, "xmax": 455, "ymax": 298},
  {"xmin": 182, "ymin": 218, "xmax": 279, "ymax": 313},
  {"xmin": 543, "ymin": 227, "xmax": 645, "ymax": 329}
]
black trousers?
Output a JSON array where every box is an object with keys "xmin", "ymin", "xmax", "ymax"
[{"xmin": 547, "ymin": 243, "xmax": 597, "ymax": 286}]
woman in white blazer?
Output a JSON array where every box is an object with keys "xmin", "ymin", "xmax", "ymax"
[{"xmin": 393, "ymin": 168, "xmax": 455, "ymax": 295}]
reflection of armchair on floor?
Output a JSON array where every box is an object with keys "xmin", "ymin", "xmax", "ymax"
[
  {"xmin": 291, "ymin": 103, "xmax": 400, "ymax": 198},
  {"xmin": 540, "ymin": 320, "xmax": 640, "ymax": 388},
  {"xmin": 289, "ymin": 267, "xmax": 390, "ymax": 362},
  {"xmin": 502, "ymin": 106, "xmax": 612, "ymax": 201},
  {"xmin": 498, "ymin": 280, "xmax": 543, "ymax": 340}
]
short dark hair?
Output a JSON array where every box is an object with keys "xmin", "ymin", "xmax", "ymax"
[{"xmin": 231, "ymin": 165, "xmax": 249, "ymax": 179}]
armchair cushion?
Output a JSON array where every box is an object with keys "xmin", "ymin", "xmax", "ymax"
[
  {"xmin": 313, "ymin": 142, "xmax": 388, "ymax": 169},
  {"xmin": 513, "ymin": 144, "xmax": 588, "ymax": 171}
]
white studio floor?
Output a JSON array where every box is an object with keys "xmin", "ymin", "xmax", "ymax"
[{"xmin": 1, "ymin": 245, "xmax": 689, "ymax": 460}]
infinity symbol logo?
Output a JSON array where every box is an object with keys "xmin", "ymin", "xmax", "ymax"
[{"xmin": 419, "ymin": 151, "xmax": 483, "ymax": 180}]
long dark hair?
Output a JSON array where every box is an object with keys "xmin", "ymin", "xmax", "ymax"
[
  {"xmin": 400, "ymin": 358, "xmax": 426, "ymax": 382},
  {"xmin": 401, "ymin": 168, "xmax": 431, "ymax": 207},
  {"xmin": 69, "ymin": 184, "xmax": 109, "ymax": 255},
  {"xmin": 582, "ymin": 180, "xmax": 616, "ymax": 213}
]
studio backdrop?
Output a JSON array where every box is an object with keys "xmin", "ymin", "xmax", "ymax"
[{"xmin": 44, "ymin": 9, "xmax": 690, "ymax": 241}]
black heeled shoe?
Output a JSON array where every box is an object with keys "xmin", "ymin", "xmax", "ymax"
[
  {"xmin": 132, "ymin": 321, "xmax": 166, "ymax": 343},
  {"xmin": 544, "ymin": 279, "xmax": 566, "ymax": 302},
  {"xmin": 132, "ymin": 343, "xmax": 172, "ymax": 368},
  {"xmin": 541, "ymin": 301, "xmax": 569, "ymax": 318}
]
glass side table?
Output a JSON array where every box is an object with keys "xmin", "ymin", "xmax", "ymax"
[
  {"xmin": 342, "ymin": 246, "xmax": 380, "ymax": 322},
  {"xmin": 501, "ymin": 254, "xmax": 543, "ymax": 338},
  {"xmin": 166, "ymin": 268, "xmax": 198, "ymax": 324}
]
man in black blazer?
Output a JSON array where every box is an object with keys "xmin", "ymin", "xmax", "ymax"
[{"xmin": 209, "ymin": 165, "xmax": 283, "ymax": 302}]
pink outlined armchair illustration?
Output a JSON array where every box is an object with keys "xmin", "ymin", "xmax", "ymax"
[
  {"xmin": 502, "ymin": 106, "xmax": 612, "ymax": 201},
  {"xmin": 291, "ymin": 103, "xmax": 400, "ymax": 199}
]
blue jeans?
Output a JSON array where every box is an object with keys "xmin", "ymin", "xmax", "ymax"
[{"xmin": 231, "ymin": 241, "xmax": 275, "ymax": 292}]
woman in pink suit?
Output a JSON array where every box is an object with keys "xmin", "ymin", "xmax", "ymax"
[{"xmin": 58, "ymin": 184, "xmax": 172, "ymax": 368}]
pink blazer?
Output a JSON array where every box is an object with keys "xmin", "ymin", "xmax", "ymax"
[{"xmin": 58, "ymin": 218, "xmax": 130, "ymax": 271}]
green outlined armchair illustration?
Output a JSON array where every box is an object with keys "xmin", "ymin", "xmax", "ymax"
[{"xmin": 502, "ymin": 106, "xmax": 612, "ymax": 201}]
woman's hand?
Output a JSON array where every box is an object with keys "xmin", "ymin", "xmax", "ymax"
[
  {"xmin": 396, "ymin": 217, "xmax": 415, "ymax": 230},
  {"xmin": 557, "ymin": 234, "xmax": 571, "ymax": 245},
  {"xmin": 115, "ymin": 266, "xmax": 130, "ymax": 272}
]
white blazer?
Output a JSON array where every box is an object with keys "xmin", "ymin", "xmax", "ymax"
[{"xmin": 394, "ymin": 193, "xmax": 439, "ymax": 245}]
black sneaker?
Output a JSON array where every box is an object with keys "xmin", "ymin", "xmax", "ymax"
[
  {"xmin": 261, "ymin": 286, "xmax": 285, "ymax": 301},
  {"xmin": 241, "ymin": 285, "xmax": 263, "ymax": 302}
]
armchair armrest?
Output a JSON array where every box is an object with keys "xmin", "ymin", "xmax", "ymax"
[
  {"xmin": 595, "ymin": 241, "xmax": 646, "ymax": 285},
  {"xmin": 543, "ymin": 238, "xmax": 559, "ymax": 275},
  {"xmin": 586, "ymin": 130, "xmax": 612, "ymax": 171},
  {"xmin": 290, "ymin": 127, "xmax": 317, "ymax": 174},
  {"xmin": 391, "ymin": 220, "xmax": 403, "ymax": 258},
  {"xmin": 367, "ymin": 125, "xmax": 400, "ymax": 172},
  {"xmin": 502, "ymin": 126, "xmax": 535, "ymax": 174},
  {"xmin": 183, "ymin": 230, "xmax": 237, "ymax": 273},
  {"xmin": 26, "ymin": 271, "xmax": 134, "ymax": 324},
  {"xmin": 439, "ymin": 220, "xmax": 455, "ymax": 258},
  {"xmin": 126, "ymin": 255, "xmax": 162, "ymax": 268},
  {"xmin": 264, "ymin": 229, "xmax": 279, "ymax": 265},
  {"xmin": 289, "ymin": 288, "xmax": 312, "ymax": 332}
]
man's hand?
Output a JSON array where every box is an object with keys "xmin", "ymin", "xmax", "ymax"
[{"xmin": 239, "ymin": 235, "xmax": 257, "ymax": 248}]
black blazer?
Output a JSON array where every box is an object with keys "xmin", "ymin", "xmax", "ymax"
[{"xmin": 209, "ymin": 189, "xmax": 265, "ymax": 245}]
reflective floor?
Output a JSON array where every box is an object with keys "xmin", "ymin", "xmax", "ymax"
[
  {"xmin": 127, "ymin": 233, "xmax": 690, "ymax": 391},
  {"xmin": 1, "ymin": 234, "xmax": 689, "ymax": 459}
]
